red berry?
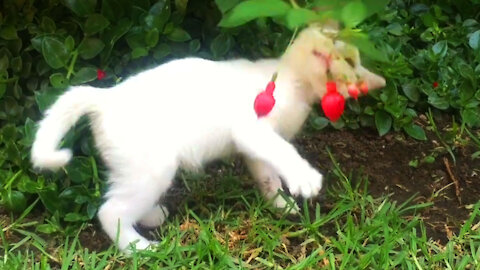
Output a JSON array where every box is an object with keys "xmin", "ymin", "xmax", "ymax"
[
  {"xmin": 321, "ymin": 89, "xmax": 345, "ymax": 122},
  {"xmin": 433, "ymin": 81, "xmax": 439, "ymax": 88},
  {"xmin": 347, "ymin": 83, "xmax": 359, "ymax": 100},
  {"xmin": 359, "ymin": 81, "xmax": 368, "ymax": 95},
  {"xmin": 97, "ymin": 69, "xmax": 106, "ymax": 80},
  {"xmin": 254, "ymin": 91, "xmax": 275, "ymax": 117}
]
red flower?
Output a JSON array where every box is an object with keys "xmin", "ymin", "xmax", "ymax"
[
  {"xmin": 347, "ymin": 83, "xmax": 359, "ymax": 100},
  {"xmin": 359, "ymin": 81, "xmax": 368, "ymax": 95},
  {"xmin": 97, "ymin": 69, "xmax": 106, "ymax": 80},
  {"xmin": 254, "ymin": 81, "xmax": 276, "ymax": 117},
  {"xmin": 321, "ymin": 81, "xmax": 345, "ymax": 122},
  {"xmin": 433, "ymin": 81, "xmax": 439, "ymax": 88}
]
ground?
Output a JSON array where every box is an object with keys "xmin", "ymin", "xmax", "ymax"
[
  {"xmin": 295, "ymin": 120, "xmax": 479, "ymax": 244},
  {"xmin": 73, "ymin": 113, "xmax": 479, "ymax": 251},
  {"xmin": 1, "ymin": 113, "xmax": 479, "ymax": 268}
]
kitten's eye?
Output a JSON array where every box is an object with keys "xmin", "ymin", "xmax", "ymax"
[{"xmin": 345, "ymin": 57, "xmax": 355, "ymax": 67}]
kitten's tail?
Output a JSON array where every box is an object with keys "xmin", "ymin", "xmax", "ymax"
[{"xmin": 31, "ymin": 86, "xmax": 101, "ymax": 170}]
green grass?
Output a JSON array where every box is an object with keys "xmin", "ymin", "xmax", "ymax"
[{"xmin": 1, "ymin": 152, "xmax": 480, "ymax": 269}]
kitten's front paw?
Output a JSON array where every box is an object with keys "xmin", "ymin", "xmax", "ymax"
[{"xmin": 287, "ymin": 167, "xmax": 323, "ymax": 198}]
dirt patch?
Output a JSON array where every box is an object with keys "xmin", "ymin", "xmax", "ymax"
[{"xmin": 294, "ymin": 122, "xmax": 479, "ymax": 243}]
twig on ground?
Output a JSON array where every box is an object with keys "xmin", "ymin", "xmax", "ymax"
[{"xmin": 443, "ymin": 157, "xmax": 462, "ymax": 204}]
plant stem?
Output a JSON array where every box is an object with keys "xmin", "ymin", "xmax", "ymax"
[
  {"xmin": 289, "ymin": 0, "xmax": 300, "ymax": 9},
  {"xmin": 427, "ymin": 108, "xmax": 456, "ymax": 163},
  {"xmin": 66, "ymin": 50, "xmax": 78, "ymax": 80}
]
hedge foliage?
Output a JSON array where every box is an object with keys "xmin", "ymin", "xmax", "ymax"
[{"xmin": 0, "ymin": 0, "xmax": 479, "ymax": 231}]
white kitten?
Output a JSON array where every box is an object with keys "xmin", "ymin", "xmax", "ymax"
[{"xmin": 31, "ymin": 27, "xmax": 385, "ymax": 251}]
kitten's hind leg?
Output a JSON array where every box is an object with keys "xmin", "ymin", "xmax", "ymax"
[
  {"xmin": 246, "ymin": 158, "xmax": 299, "ymax": 214},
  {"xmin": 98, "ymin": 160, "xmax": 177, "ymax": 252}
]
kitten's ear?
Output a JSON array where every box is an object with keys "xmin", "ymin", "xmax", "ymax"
[{"xmin": 356, "ymin": 65, "xmax": 386, "ymax": 90}]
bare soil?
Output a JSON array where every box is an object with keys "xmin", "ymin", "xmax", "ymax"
[{"xmin": 294, "ymin": 120, "xmax": 479, "ymax": 243}]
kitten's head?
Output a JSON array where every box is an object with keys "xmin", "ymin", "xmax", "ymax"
[{"xmin": 281, "ymin": 26, "xmax": 386, "ymax": 99}]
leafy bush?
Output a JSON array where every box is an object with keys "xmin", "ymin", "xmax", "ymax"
[{"xmin": 0, "ymin": 0, "xmax": 479, "ymax": 228}]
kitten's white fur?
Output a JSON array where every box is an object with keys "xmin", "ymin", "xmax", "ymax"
[{"xmin": 31, "ymin": 27, "xmax": 385, "ymax": 251}]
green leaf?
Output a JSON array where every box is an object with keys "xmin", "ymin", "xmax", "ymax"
[
  {"xmin": 363, "ymin": 0, "xmax": 389, "ymax": 17},
  {"xmin": 66, "ymin": 157, "xmax": 93, "ymax": 184},
  {"xmin": 0, "ymin": 25, "xmax": 19, "ymax": 40},
  {"xmin": 153, "ymin": 43, "xmax": 171, "ymax": 60},
  {"xmin": 110, "ymin": 18, "xmax": 133, "ymax": 45},
  {"xmin": 24, "ymin": 118, "xmax": 36, "ymax": 146},
  {"xmin": 462, "ymin": 108, "xmax": 480, "ymax": 127},
  {"xmin": 11, "ymin": 56, "xmax": 22, "ymax": 73},
  {"xmin": 131, "ymin": 47, "xmax": 149, "ymax": 59},
  {"xmin": 215, "ymin": 0, "xmax": 242, "ymax": 13},
  {"xmin": 311, "ymin": 117, "xmax": 329, "ymax": 130},
  {"xmin": 428, "ymin": 95, "xmax": 449, "ymax": 110},
  {"xmin": 39, "ymin": 189, "xmax": 63, "ymax": 214},
  {"xmin": 0, "ymin": 83, "xmax": 6, "ymax": 100},
  {"xmin": 401, "ymin": 82, "xmax": 420, "ymax": 102},
  {"xmin": 432, "ymin": 40, "xmax": 448, "ymax": 58},
  {"xmin": 341, "ymin": 1, "xmax": 367, "ymax": 28},
  {"xmin": 375, "ymin": 110, "xmax": 392, "ymax": 136},
  {"xmin": 101, "ymin": 0, "xmax": 125, "ymax": 21},
  {"xmin": 35, "ymin": 88, "xmax": 64, "ymax": 112},
  {"xmin": 64, "ymin": 212, "xmax": 87, "ymax": 222},
  {"xmin": 175, "ymin": 0, "xmax": 189, "ymax": 14},
  {"xmin": 145, "ymin": 28, "xmax": 160, "ymax": 48},
  {"xmin": 469, "ymin": 30, "xmax": 480, "ymax": 50},
  {"xmin": 0, "ymin": 54, "xmax": 9, "ymax": 73},
  {"xmin": 285, "ymin": 8, "xmax": 318, "ymax": 30},
  {"xmin": 338, "ymin": 30, "xmax": 388, "ymax": 62},
  {"xmin": 16, "ymin": 175, "xmax": 42, "ymax": 193},
  {"xmin": 2, "ymin": 124, "xmax": 17, "ymax": 141},
  {"xmin": 4, "ymin": 97, "xmax": 23, "ymax": 117},
  {"xmin": 403, "ymin": 123, "xmax": 427, "ymax": 141},
  {"xmin": 386, "ymin": 22, "xmax": 402, "ymax": 36},
  {"xmin": 1, "ymin": 190, "xmax": 27, "ymax": 213},
  {"xmin": 71, "ymin": 67, "xmax": 97, "ymax": 85},
  {"xmin": 87, "ymin": 203, "xmax": 97, "ymax": 219},
  {"xmin": 84, "ymin": 14, "xmax": 110, "ymax": 35},
  {"xmin": 65, "ymin": 36, "xmax": 75, "ymax": 52},
  {"xmin": 41, "ymin": 37, "xmax": 70, "ymax": 69},
  {"xmin": 126, "ymin": 27, "xmax": 146, "ymax": 49},
  {"xmin": 64, "ymin": 0, "xmax": 97, "ymax": 17},
  {"xmin": 41, "ymin": 17, "xmax": 56, "ymax": 33},
  {"xmin": 145, "ymin": 0, "xmax": 170, "ymax": 31},
  {"xmin": 49, "ymin": 73, "xmax": 69, "ymax": 89},
  {"xmin": 36, "ymin": 224, "xmax": 58, "ymax": 234},
  {"xmin": 457, "ymin": 63, "xmax": 475, "ymax": 85},
  {"xmin": 167, "ymin": 27, "xmax": 191, "ymax": 42},
  {"xmin": 78, "ymin": 38, "xmax": 105, "ymax": 60},
  {"xmin": 219, "ymin": 0, "xmax": 291, "ymax": 28},
  {"xmin": 210, "ymin": 33, "xmax": 233, "ymax": 58},
  {"xmin": 384, "ymin": 96, "xmax": 408, "ymax": 118},
  {"xmin": 189, "ymin": 39, "xmax": 201, "ymax": 53}
]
